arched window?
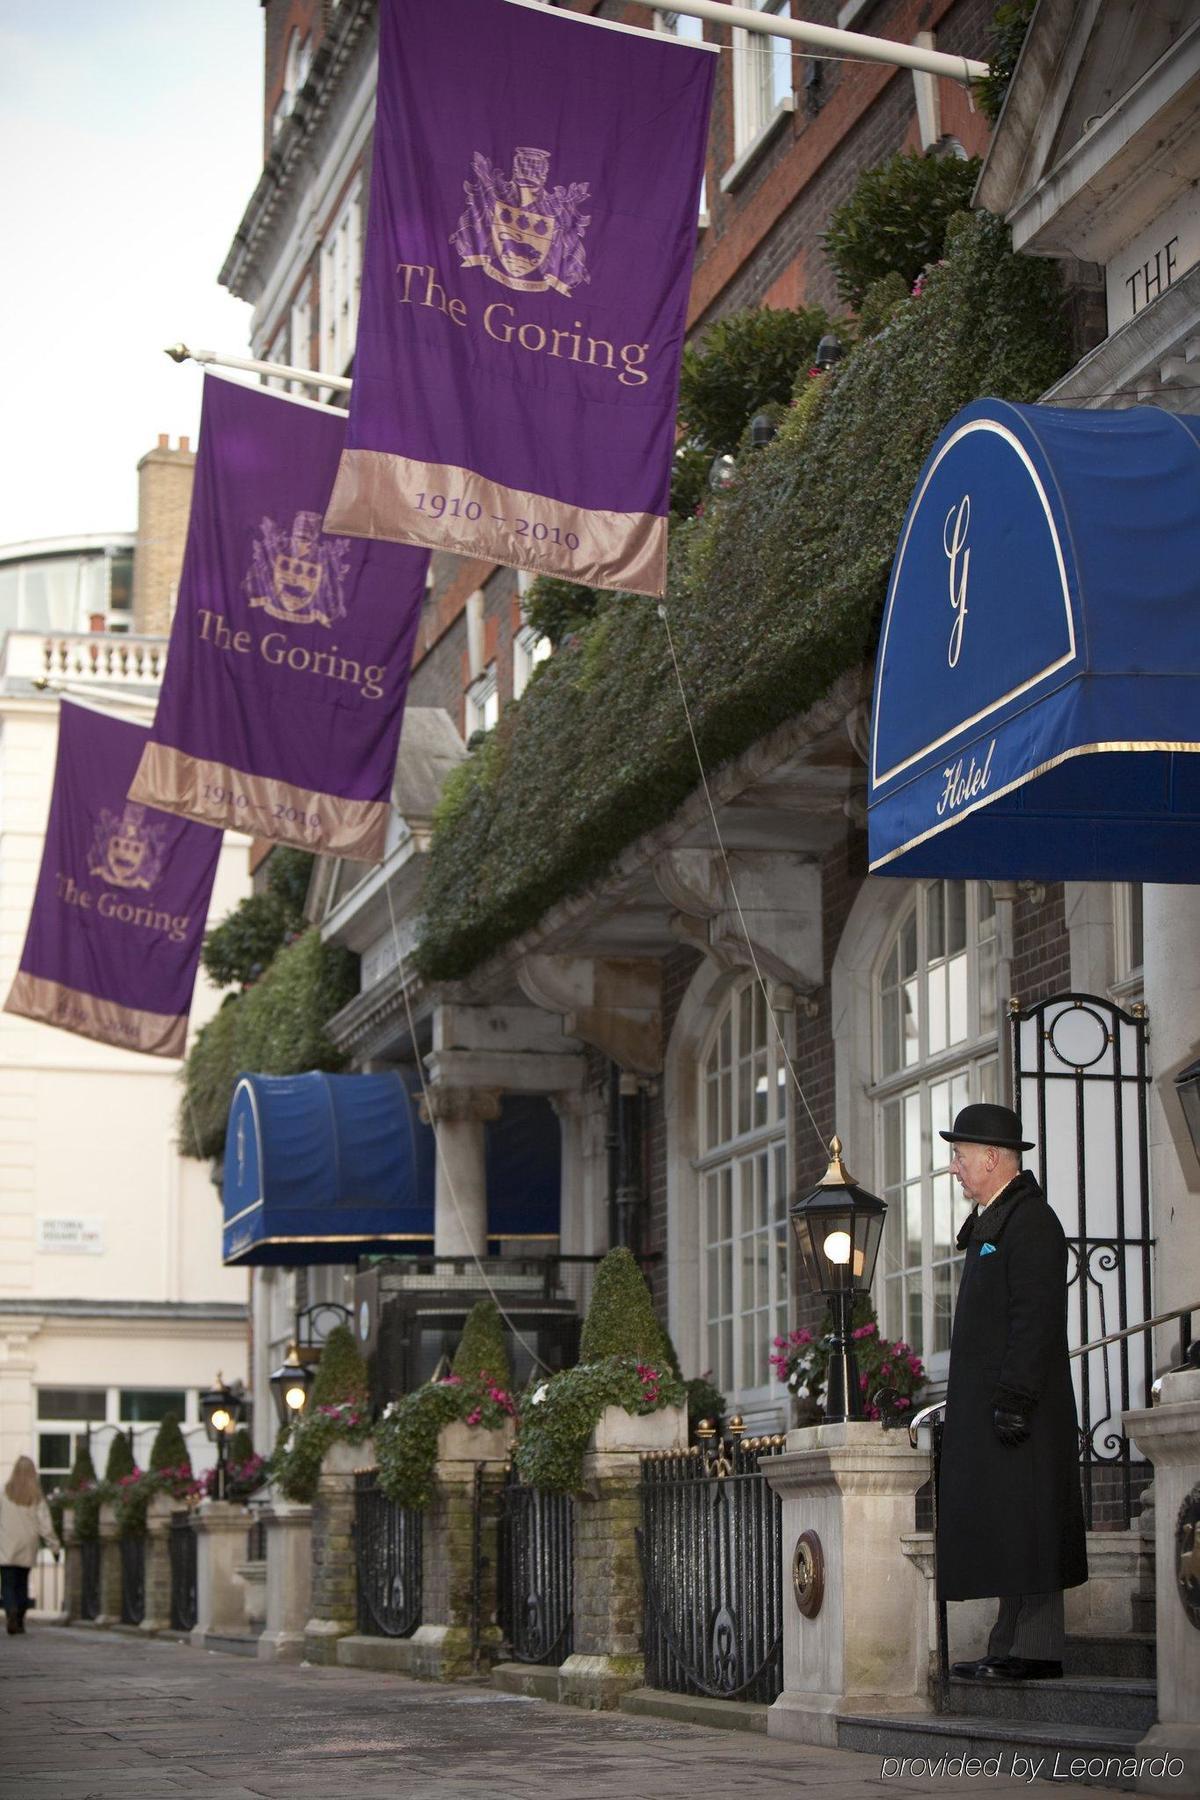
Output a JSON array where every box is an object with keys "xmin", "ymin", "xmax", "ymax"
[
  {"xmin": 698, "ymin": 978, "xmax": 790, "ymax": 1410},
  {"xmin": 873, "ymin": 881, "xmax": 999, "ymax": 1376}
]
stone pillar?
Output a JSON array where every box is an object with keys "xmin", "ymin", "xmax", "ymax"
[
  {"xmin": 304, "ymin": 1438, "xmax": 373, "ymax": 1664},
  {"xmin": 62, "ymin": 1510, "xmax": 82, "ymax": 1621},
  {"xmin": 765, "ymin": 1422, "xmax": 931, "ymax": 1746},
  {"xmin": 360, "ymin": 1421, "xmax": 513, "ymax": 1680},
  {"xmin": 259, "ymin": 1494, "xmax": 313, "ymax": 1663},
  {"xmin": 190, "ymin": 1499, "xmax": 252, "ymax": 1648},
  {"xmin": 95, "ymin": 1504, "xmax": 123, "ymax": 1627},
  {"xmin": 1125, "ymin": 1368, "xmax": 1200, "ymax": 1791},
  {"xmin": 420, "ymin": 1087, "xmax": 501, "ymax": 1257},
  {"xmin": 559, "ymin": 1403, "xmax": 688, "ymax": 1710},
  {"xmin": 139, "ymin": 1495, "xmax": 176, "ymax": 1635},
  {"xmin": 1142, "ymin": 885, "xmax": 1200, "ymax": 1370}
]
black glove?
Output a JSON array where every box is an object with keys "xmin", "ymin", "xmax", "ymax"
[{"xmin": 993, "ymin": 1405, "xmax": 1031, "ymax": 1447}]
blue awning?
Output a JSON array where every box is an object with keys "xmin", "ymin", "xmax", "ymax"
[
  {"xmin": 222, "ymin": 1073, "xmax": 560, "ymax": 1266},
  {"xmin": 867, "ymin": 399, "xmax": 1200, "ymax": 881}
]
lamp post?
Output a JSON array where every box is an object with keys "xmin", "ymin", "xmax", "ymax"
[
  {"xmin": 268, "ymin": 1343, "xmax": 315, "ymax": 1429},
  {"xmin": 199, "ymin": 1375, "xmax": 244, "ymax": 1501},
  {"xmin": 789, "ymin": 1137, "xmax": 886, "ymax": 1423}
]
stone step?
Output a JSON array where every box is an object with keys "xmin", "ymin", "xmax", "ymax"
[
  {"xmin": 947, "ymin": 1673, "xmax": 1156, "ymax": 1734},
  {"xmin": 492, "ymin": 1660, "xmax": 563, "ymax": 1704},
  {"xmin": 201, "ymin": 1631, "xmax": 260, "ymax": 1657},
  {"xmin": 1131, "ymin": 1591, "xmax": 1156, "ymax": 1634},
  {"xmin": 1064, "ymin": 1633, "xmax": 1156, "ymax": 1680},
  {"xmin": 619, "ymin": 1687, "xmax": 768, "ymax": 1734},
  {"xmin": 836, "ymin": 1711, "xmax": 1151, "ymax": 1790}
]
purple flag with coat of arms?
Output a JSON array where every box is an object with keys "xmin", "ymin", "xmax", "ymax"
[
  {"xmin": 323, "ymin": 0, "xmax": 716, "ymax": 598},
  {"xmin": 128, "ymin": 376, "xmax": 429, "ymax": 863},
  {"xmin": 4, "ymin": 701, "xmax": 222, "ymax": 1059}
]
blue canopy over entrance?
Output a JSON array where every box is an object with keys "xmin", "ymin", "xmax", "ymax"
[
  {"xmin": 222, "ymin": 1071, "xmax": 559, "ymax": 1265},
  {"xmin": 867, "ymin": 400, "xmax": 1200, "ymax": 881}
]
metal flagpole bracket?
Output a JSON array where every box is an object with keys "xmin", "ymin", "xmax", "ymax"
[
  {"xmin": 636, "ymin": 1, "xmax": 988, "ymax": 85},
  {"xmin": 164, "ymin": 342, "xmax": 352, "ymax": 395}
]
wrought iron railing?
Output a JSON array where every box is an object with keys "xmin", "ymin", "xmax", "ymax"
[
  {"xmin": 79, "ymin": 1538, "xmax": 101, "ymax": 1621},
  {"xmin": 354, "ymin": 1471, "xmax": 422, "ymax": 1639},
  {"xmin": 246, "ymin": 1516, "xmax": 268, "ymax": 1562},
  {"xmin": 639, "ymin": 1428, "xmax": 787, "ymax": 1704},
  {"xmin": 119, "ymin": 1535, "xmax": 145, "ymax": 1626},
  {"xmin": 169, "ymin": 1513, "xmax": 197, "ymax": 1633},
  {"xmin": 498, "ymin": 1468, "xmax": 574, "ymax": 1665}
]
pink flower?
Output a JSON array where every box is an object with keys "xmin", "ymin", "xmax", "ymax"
[
  {"xmin": 807, "ymin": 365, "xmax": 824, "ymax": 379},
  {"xmin": 852, "ymin": 1323, "xmax": 877, "ymax": 1340},
  {"xmin": 772, "ymin": 1335, "xmax": 785, "ymax": 1349},
  {"xmin": 791, "ymin": 1329, "xmax": 813, "ymax": 1346},
  {"xmin": 911, "ymin": 276, "xmax": 925, "ymax": 298},
  {"xmin": 465, "ymin": 1408, "xmax": 482, "ymax": 1427},
  {"xmin": 439, "ymin": 1374, "xmax": 462, "ymax": 1386},
  {"xmin": 896, "ymin": 1397, "xmax": 910, "ymax": 1409}
]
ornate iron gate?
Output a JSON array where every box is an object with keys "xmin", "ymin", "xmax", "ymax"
[
  {"xmin": 498, "ymin": 1468, "xmax": 574, "ymax": 1665},
  {"xmin": 1012, "ymin": 992, "xmax": 1153, "ymax": 1528},
  {"xmin": 354, "ymin": 1471, "xmax": 423, "ymax": 1639},
  {"xmin": 169, "ymin": 1512, "xmax": 197, "ymax": 1632},
  {"xmin": 119, "ymin": 1535, "xmax": 145, "ymax": 1626},
  {"xmin": 80, "ymin": 1537, "xmax": 101, "ymax": 1621},
  {"xmin": 639, "ymin": 1433, "xmax": 785, "ymax": 1703}
]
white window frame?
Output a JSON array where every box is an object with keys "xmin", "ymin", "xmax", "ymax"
[
  {"xmin": 696, "ymin": 975, "xmax": 791, "ymax": 1417},
  {"xmin": 320, "ymin": 178, "xmax": 363, "ymax": 383},
  {"xmin": 465, "ymin": 665, "xmax": 499, "ymax": 738},
  {"xmin": 729, "ymin": 0, "xmax": 796, "ymax": 168},
  {"xmin": 655, "ymin": 12, "xmax": 710, "ymax": 225},
  {"xmin": 870, "ymin": 880, "xmax": 1000, "ymax": 1382},
  {"xmin": 512, "ymin": 570, "xmax": 551, "ymax": 700},
  {"xmin": 1111, "ymin": 882, "xmax": 1145, "ymax": 1001}
]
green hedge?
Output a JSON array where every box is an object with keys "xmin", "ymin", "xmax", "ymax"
[
  {"xmin": 414, "ymin": 213, "xmax": 1071, "ymax": 982},
  {"xmin": 180, "ymin": 928, "xmax": 359, "ymax": 1160}
]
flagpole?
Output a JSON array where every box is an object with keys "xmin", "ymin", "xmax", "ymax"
[
  {"xmin": 632, "ymin": 1, "xmax": 988, "ymax": 84},
  {"xmin": 164, "ymin": 343, "xmax": 352, "ymax": 395}
]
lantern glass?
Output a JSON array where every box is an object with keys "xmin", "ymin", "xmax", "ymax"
[
  {"xmin": 788, "ymin": 1139, "xmax": 886, "ymax": 1297},
  {"xmin": 1175, "ymin": 1057, "xmax": 1200, "ymax": 1167},
  {"xmin": 199, "ymin": 1376, "xmax": 242, "ymax": 1443},
  {"xmin": 269, "ymin": 1344, "xmax": 315, "ymax": 1428}
]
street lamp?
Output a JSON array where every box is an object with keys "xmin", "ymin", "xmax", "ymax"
[
  {"xmin": 708, "ymin": 452, "xmax": 737, "ymax": 493},
  {"xmin": 814, "ymin": 333, "xmax": 845, "ymax": 371},
  {"xmin": 789, "ymin": 1137, "xmax": 886, "ymax": 1423},
  {"xmin": 199, "ymin": 1374, "xmax": 244, "ymax": 1501},
  {"xmin": 269, "ymin": 1343, "xmax": 315, "ymax": 1428},
  {"xmin": 749, "ymin": 411, "xmax": 778, "ymax": 450}
]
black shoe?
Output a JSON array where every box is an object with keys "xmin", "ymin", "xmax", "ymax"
[
  {"xmin": 951, "ymin": 1657, "xmax": 998, "ymax": 1678},
  {"xmin": 4, "ymin": 1616, "xmax": 16, "ymax": 1636},
  {"xmin": 973, "ymin": 1656, "xmax": 1063, "ymax": 1681}
]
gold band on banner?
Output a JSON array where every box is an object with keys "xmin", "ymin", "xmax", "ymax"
[
  {"xmin": 324, "ymin": 448, "xmax": 669, "ymax": 598},
  {"xmin": 127, "ymin": 744, "xmax": 391, "ymax": 863},
  {"xmin": 3, "ymin": 971, "xmax": 187, "ymax": 1059}
]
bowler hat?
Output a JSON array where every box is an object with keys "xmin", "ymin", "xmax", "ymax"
[{"xmin": 939, "ymin": 1102, "xmax": 1034, "ymax": 1151}]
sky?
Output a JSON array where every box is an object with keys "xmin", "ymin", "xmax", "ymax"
[{"xmin": 0, "ymin": 1, "xmax": 264, "ymax": 547}]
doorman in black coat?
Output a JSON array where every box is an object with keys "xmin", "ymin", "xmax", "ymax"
[{"xmin": 936, "ymin": 1103, "xmax": 1088, "ymax": 1682}]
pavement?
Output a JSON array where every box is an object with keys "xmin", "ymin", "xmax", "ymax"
[{"xmin": 0, "ymin": 1625, "xmax": 1084, "ymax": 1800}]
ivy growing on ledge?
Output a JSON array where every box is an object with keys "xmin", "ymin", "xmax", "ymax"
[
  {"xmin": 180, "ymin": 928, "xmax": 358, "ymax": 1160},
  {"xmin": 414, "ymin": 212, "xmax": 1071, "ymax": 983}
]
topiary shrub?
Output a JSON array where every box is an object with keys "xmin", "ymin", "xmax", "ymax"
[
  {"xmin": 104, "ymin": 1431, "xmax": 135, "ymax": 1483},
  {"xmin": 309, "ymin": 1325, "xmax": 368, "ymax": 1409},
  {"xmin": 228, "ymin": 1426, "xmax": 255, "ymax": 1467},
  {"xmin": 452, "ymin": 1299, "xmax": 511, "ymax": 1389},
  {"xmin": 149, "ymin": 1413, "xmax": 191, "ymax": 1474},
  {"xmin": 68, "ymin": 1440, "xmax": 97, "ymax": 1490},
  {"xmin": 578, "ymin": 1247, "xmax": 673, "ymax": 1366},
  {"xmin": 824, "ymin": 149, "xmax": 981, "ymax": 308},
  {"xmin": 684, "ymin": 1375, "xmax": 727, "ymax": 1435}
]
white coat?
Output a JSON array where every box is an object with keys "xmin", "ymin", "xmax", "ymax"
[{"xmin": 0, "ymin": 1494, "xmax": 60, "ymax": 1567}]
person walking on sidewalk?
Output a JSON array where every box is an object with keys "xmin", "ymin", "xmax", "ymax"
[
  {"xmin": 0, "ymin": 1454, "xmax": 61, "ymax": 1634},
  {"xmin": 936, "ymin": 1103, "xmax": 1088, "ymax": 1683}
]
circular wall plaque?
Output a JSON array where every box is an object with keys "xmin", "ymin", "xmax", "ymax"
[
  {"xmin": 793, "ymin": 1529, "xmax": 825, "ymax": 1619},
  {"xmin": 1176, "ymin": 1481, "xmax": 1200, "ymax": 1630}
]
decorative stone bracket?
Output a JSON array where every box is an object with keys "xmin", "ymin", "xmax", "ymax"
[
  {"xmin": 517, "ymin": 954, "xmax": 663, "ymax": 1077},
  {"xmin": 653, "ymin": 848, "xmax": 822, "ymax": 994}
]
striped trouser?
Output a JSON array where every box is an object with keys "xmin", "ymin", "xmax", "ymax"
[{"xmin": 987, "ymin": 1591, "xmax": 1065, "ymax": 1660}]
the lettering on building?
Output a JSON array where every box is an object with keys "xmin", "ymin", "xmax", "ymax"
[{"xmin": 936, "ymin": 739, "xmax": 995, "ymax": 817}]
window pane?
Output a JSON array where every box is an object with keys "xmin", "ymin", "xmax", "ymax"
[
  {"xmin": 119, "ymin": 1390, "xmax": 186, "ymax": 1424},
  {"xmin": 947, "ymin": 881, "xmax": 967, "ymax": 954},
  {"xmin": 907, "ymin": 1285, "xmax": 923, "ymax": 1357},
  {"xmin": 38, "ymin": 1433, "xmax": 71, "ymax": 1471},
  {"xmin": 38, "ymin": 1389, "xmax": 106, "ymax": 1422},
  {"xmin": 904, "ymin": 1185, "xmax": 923, "ymax": 1267},
  {"xmin": 881, "ymin": 988, "xmax": 900, "ymax": 1077},
  {"xmin": 927, "ymin": 881, "xmax": 945, "ymax": 961},
  {"xmin": 901, "ymin": 912, "xmax": 918, "ymax": 979},
  {"xmin": 948, "ymin": 951, "xmax": 968, "ymax": 1045},
  {"xmin": 902, "ymin": 976, "xmax": 920, "ymax": 1066}
]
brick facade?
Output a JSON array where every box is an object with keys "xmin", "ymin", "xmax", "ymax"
[{"xmin": 131, "ymin": 436, "xmax": 195, "ymax": 636}]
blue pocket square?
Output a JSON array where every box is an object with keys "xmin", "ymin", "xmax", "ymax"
[{"xmin": 979, "ymin": 1243, "xmax": 998, "ymax": 1257}]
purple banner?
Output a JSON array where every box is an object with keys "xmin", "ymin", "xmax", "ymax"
[
  {"xmin": 129, "ymin": 376, "xmax": 430, "ymax": 861},
  {"xmin": 323, "ymin": 0, "xmax": 715, "ymax": 598},
  {"xmin": 4, "ymin": 702, "xmax": 222, "ymax": 1059}
]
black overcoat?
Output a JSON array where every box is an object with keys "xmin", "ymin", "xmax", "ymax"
[{"xmin": 936, "ymin": 1169, "xmax": 1088, "ymax": 1601}]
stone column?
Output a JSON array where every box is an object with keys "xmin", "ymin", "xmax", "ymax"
[
  {"xmin": 62, "ymin": 1510, "xmax": 82, "ymax": 1621},
  {"xmin": 95, "ymin": 1504, "xmax": 123, "ymax": 1627},
  {"xmin": 420, "ymin": 1087, "xmax": 501, "ymax": 1257},
  {"xmin": 765, "ymin": 1421, "xmax": 931, "ymax": 1746},
  {"xmin": 190, "ymin": 1499, "xmax": 252, "ymax": 1648},
  {"xmin": 259, "ymin": 1493, "xmax": 313, "ymax": 1663},
  {"xmin": 304, "ymin": 1438, "xmax": 373, "ymax": 1665},
  {"xmin": 367, "ymin": 1420, "xmax": 513, "ymax": 1680},
  {"xmin": 559, "ymin": 1403, "xmax": 688, "ymax": 1710},
  {"xmin": 1142, "ymin": 885, "xmax": 1200, "ymax": 1369},
  {"xmin": 139, "ymin": 1495, "xmax": 176, "ymax": 1635},
  {"xmin": 1125, "ymin": 1368, "xmax": 1200, "ymax": 1791}
]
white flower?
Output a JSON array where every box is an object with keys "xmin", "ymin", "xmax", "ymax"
[{"xmin": 531, "ymin": 1383, "xmax": 549, "ymax": 1406}]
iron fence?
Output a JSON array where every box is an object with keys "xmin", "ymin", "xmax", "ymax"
[
  {"xmin": 119, "ymin": 1535, "xmax": 145, "ymax": 1626},
  {"xmin": 498, "ymin": 1468, "xmax": 574, "ymax": 1665},
  {"xmin": 354, "ymin": 1471, "xmax": 422, "ymax": 1639},
  {"xmin": 639, "ymin": 1432, "xmax": 786, "ymax": 1704},
  {"xmin": 246, "ymin": 1516, "xmax": 268, "ymax": 1562},
  {"xmin": 79, "ymin": 1538, "xmax": 100, "ymax": 1621},
  {"xmin": 169, "ymin": 1512, "xmax": 197, "ymax": 1633}
]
